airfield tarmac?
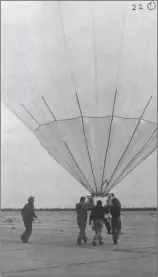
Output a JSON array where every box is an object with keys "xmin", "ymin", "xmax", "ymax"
[{"xmin": 1, "ymin": 211, "xmax": 157, "ymax": 277}]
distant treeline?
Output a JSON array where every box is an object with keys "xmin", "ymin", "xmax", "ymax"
[{"xmin": 1, "ymin": 207, "xmax": 157, "ymax": 211}]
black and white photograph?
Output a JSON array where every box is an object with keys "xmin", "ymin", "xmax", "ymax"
[{"xmin": 1, "ymin": 1, "xmax": 157, "ymax": 276}]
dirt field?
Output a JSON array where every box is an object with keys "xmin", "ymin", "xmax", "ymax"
[{"xmin": 1, "ymin": 210, "xmax": 157, "ymax": 277}]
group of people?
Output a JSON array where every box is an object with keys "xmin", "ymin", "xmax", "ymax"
[
  {"xmin": 76, "ymin": 194, "xmax": 121, "ymax": 246},
  {"xmin": 20, "ymin": 193, "xmax": 121, "ymax": 245}
]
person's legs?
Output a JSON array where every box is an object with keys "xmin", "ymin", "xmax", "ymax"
[
  {"xmin": 111, "ymin": 218, "xmax": 117, "ymax": 244},
  {"xmin": 25, "ymin": 222, "xmax": 32, "ymax": 241},
  {"xmin": 21, "ymin": 225, "xmax": 27, "ymax": 242},
  {"xmin": 83, "ymin": 226, "xmax": 88, "ymax": 243},
  {"xmin": 116, "ymin": 218, "xmax": 121, "ymax": 241},
  {"xmin": 97, "ymin": 220, "xmax": 103, "ymax": 245},
  {"xmin": 92, "ymin": 220, "xmax": 103, "ymax": 245},
  {"xmin": 21, "ymin": 222, "xmax": 32, "ymax": 243},
  {"xmin": 77, "ymin": 222, "xmax": 82, "ymax": 245},
  {"xmin": 92, "ymin": 220, "xmax": 97, "ymax": 245},
  {"xmin": 104, "ymin": 218, "xmax": 111, "ymax": 234},
  {"xmin": 80, "ymin": 222, "xmax": 87, "ymax": 243},
  {"xmin": 77, "ymin": 221, "xmax": 87, "ymax": 244}
]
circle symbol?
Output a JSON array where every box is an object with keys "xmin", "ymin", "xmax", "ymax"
[{"xmin": 147, "ymin": 1, "xmax": 156, "ymax": 10}]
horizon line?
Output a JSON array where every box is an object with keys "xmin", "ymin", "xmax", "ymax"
[{"xmin": 1, "ymin": 207, "xmax": 157, "ymax": 211}]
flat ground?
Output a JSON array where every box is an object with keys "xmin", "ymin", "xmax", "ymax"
[{"xmin": 1, "ymin": 211, "xmax": 157, "ymax": 277}]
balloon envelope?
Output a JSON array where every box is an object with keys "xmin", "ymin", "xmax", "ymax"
[{"xmin": 1, "ymin": 1, "xmax": 157, "ymax": 196}]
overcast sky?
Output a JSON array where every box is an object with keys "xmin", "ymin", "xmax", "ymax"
[
  {"xmin": 1, "ymin": 103, "xmax": 156, "ymax": 208},
  {"xmin": 1, "ymin": 1, "xmax": 157, "ymax": 208}
]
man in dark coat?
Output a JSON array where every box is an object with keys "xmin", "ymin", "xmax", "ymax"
[
  {"xmin": 21, "ymin": 196, "xmax": 38, "ymax": 243},
  {"xmin": 76, "ymin": 196, "xmax": 88, "ymax": 245},
  {"xmin": 110, "ymin": 198, "xmax": 121, "ymax": 244},
  {"xmin": 89, "ymin": 200, "xmax": 105, "ymax": 246}
]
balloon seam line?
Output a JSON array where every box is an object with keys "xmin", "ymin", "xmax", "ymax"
[{"xmin": 34, "ymin": 116, "xmax": 156, "ymax": 128}]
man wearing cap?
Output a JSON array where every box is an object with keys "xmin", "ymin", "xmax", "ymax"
[{"xmin": 21, "ymin": 196, "xmax": 38, "ymax": 243}]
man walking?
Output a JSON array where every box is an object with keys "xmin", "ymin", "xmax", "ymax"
[
  {"xmin": 89, "ymin": 200, "xmax": 105, "ymax": 246},
  {"xmin": 76, "ymin": 196, "xmax": 88, "ymax": 245},
  {"xmin": 110, "ymin": 198, "xmax": 121, "ymax": 244},
  {"xmin": 104, "ymin": 205, "xmax": 111, "ymax": 234},
  {"xmin": 21, "ymin": 196, "xmax": 38, "ymax": 243}
]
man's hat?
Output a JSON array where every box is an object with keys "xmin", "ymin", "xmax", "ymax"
[
  {"xmin": 97, "ymin": 200, "xmax": 102, "ymax": 205},
  {"xmin": 28, "ymin": 196, "xmax": 35, "ymax": 202}
]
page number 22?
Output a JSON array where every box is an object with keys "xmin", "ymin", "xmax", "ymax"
[{"xmin": 132, "ymin": 4, "xmax": 143, "ymax": 10}]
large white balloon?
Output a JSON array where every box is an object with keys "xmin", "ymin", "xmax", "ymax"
[{"xmin": 1, "ymin": 1, "xmax": 157, "ymax": 196}]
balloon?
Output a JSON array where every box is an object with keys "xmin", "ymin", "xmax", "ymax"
[{"xmin": 1, "ymin": 1, "xmax": 157, "ymax": 196}]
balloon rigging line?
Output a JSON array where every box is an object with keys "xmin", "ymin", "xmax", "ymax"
[
  {"xmin": 128, "ymin": 41, "xmax": 148, "ymax": 115},
  {"xmin": 109, "ymin": 127, "xmax": 157, "ymax": 190},
  {"xmin": 45, "ymin": 146, "xmax": 84, "ymax": 187},
  {"xmin": 101, "ymin": 89, "xmax": 118, "ymax": 189},
  {"xmin": 10, "ymin": 31, "xmax": 66, "ymax": 122},
  {"xmin": 3, "ymin": 99, "xmax": 34, "ymax": 132},
  {"xmin": 107, "ymin": 145, "xmax": 157, "ymax": 193},
  {"xmin": 92, "ymin": 2, "xmax": 99, "ymax": 116},
  {"xmin": 18, "ymin": 54, "xmax": 56, "ymax": 124},
  {"xmin": 46, "ymin": 66, "xmax": 68, "ymax": 119},
  {"xmin": 58, "ymin": 1, "xmax": 79, "ymax": 108},
  {"xmin": 63, "ymin": 141, "xmax": 94, "ymax": 192},
  {"xmin": 64, "ymin": 160, "xmax": 88, "ymax": 189},
  {"xmin": 39, "ymin": 142, "xmax": 81, "ymax": 185},
  {"xmin": 76, "ymin": 92, "xmax": 98, "ymax": 194},
  {"xmin": 108, "ymin": 146, "xmax": 157, "ymax": 192},
  {"xmin": 115, "ymin": 6, "xmax": 126, "ymax": 89},
  {"xmin": 8, "ymin": 38, "xmax": 50, "ymax": 124},
  {"xmin": 103, "ymin": 96, "xmax": 152, "ymax": 193},
  {"xmin": 65, "ymin": 158, "xmax": 93, "ymax": 193},
  {"xmin": 41, "ymin": 96, "xmax": 57, "ymax": 121},
  {"xmin": 18, "ymin": 54, "xmax": 43, "ymax": 99},
  {"xmin": 21, "ymin": 103, "xmax": 40, "ymax": 126}
]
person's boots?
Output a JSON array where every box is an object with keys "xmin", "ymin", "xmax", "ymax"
[
  {"xmin": 21, "ymin": 235, "xmax": 27, "ymax": 243},
  {"xmin": 107, "ymin": 226, "xmax": 111, "ymax": 234},
  {"xmin": 113, "ymin": 238, "xmax": 118, "ymax": 244},
  {"xmin": 99, "ymin": 240, "xmax": 104, "ymax": 245},
  {"xmin": 77, "ymin": 238, "xmax": 82, "ymax": 245},
  {"xmin": 83, "ymin": 237, "xmax": 88, "ymax": 244},
  {"xmin": 92, "ymin": 241, "xmax": 97, "ymax": 246}
]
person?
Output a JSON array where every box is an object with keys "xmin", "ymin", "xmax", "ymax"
[
  {"xmin": 89, "ymin": 200, "xmax": 105, "ymax": 246},
  {"xmin": 110, "ymin": 197, "xmax": 121, "ymax": 244},
  {"xmin": 21, "ymin": 196, "xmax": 38, "ymax": 243},
  {"xmin": 106, "ymin": 194, "xmax": 113, "ymax": 211},
  {"xmin": 76, "ymin": 196, "xmax": 88, "ymax": 245},
  {"xmin": 103, "ymin": 205, "xmax": 111, "ymax": 234},
  {"xmin": 107, "ymin": 193, "xmax": 121, "ymax": 210}
]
